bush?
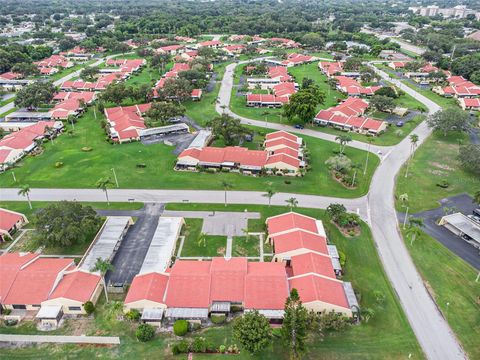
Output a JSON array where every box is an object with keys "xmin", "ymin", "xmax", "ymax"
[
  {"xmin": 191, "ymin": 337, "xmax": 208, "ymax": 353},
  {"xmin": 173, "ymin": 319, "xmax": 188, "ymax": 336},
  {"xmin": 284, "ymin": 180, "xmax": 291, "ymax": 184},
  {"xmin": 54, "ymin": 161, "xmax": 64, "ymax": 168},
  {"xmin": 2, "ymin": 308, "xmax": 12, "ymax": 315},
  {"xmin": 135, "ymin": 323, "xmax": 155, "ymax": 342},
  {"xmin": 230, "ymin": 305, "xmax": 243, "ymax": 313},
  {"xmin": 219, "ymin": 344, "xmax": 226, "ymax": 353},
  {"xmin": 172, "ymin": 340, "xmax": 190, "ymax": 355},
  {"xmin": 211, "ymin": 314, "xmax": 226, "ymax": 324},
  {"xmin": 189, "ymin": 321, "xmax": 201, "ymax": 331},
  {"xmin": 83, "ymin": 301, "xmax": 95, "ymax": 315},
  {"xmin": 136, "ymin": 163, "xmax": 147, "ymax": 168},
  {"xmin": 436, "ymin": 180, "xmax": 449, "ymax": 188},
  {"xmin": 125, "ymin": 309, "xmax": 141, "ymax": 321},
  {"xmin": 4, "ymin": 319, "xmax": 17, "ymax": 326}
]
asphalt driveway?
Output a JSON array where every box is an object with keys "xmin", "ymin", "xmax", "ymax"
[
  {"xmin": 398, "ymin": 193, "xmax": 480, "ymax": 270},
  {"xmin": 100, "ymin": 203, "xmax": 165, "ymax": 285}
]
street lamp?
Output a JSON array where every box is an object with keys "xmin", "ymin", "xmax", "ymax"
[{"xmin": 111, "ymin": 168, "xmax": 119, "ymax": 188}]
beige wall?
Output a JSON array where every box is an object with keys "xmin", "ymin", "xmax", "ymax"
[
  {"xmin": 124, "ymin": 299, "xmax": 167, "ymax": 312},
  {"xmin": 303, "ymin": 300, "xmax": 352, "ymax": 317}
]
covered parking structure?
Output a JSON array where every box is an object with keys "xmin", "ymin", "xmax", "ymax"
[
  {"xmin": 79, "ymin": 216, "xmax": 133, "ymax": 272},
  {"xmin": 139, "ymin": 216, "xmax": 185, "ymax": 274},
  {"xmin": 439, "ymin": 213, "xmax": 480, "ymax": 249}
]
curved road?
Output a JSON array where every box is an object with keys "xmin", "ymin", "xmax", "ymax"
[{"xmin": 0, "ymin": 60, "xmax": 466, "ymax": 359}]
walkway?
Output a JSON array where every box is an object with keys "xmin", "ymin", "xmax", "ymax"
[{"xmin": 0, "ymin": 334, "xmax": 120, "ymax": 345}]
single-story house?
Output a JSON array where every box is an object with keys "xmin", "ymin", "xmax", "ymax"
[{"xmin": 0, "ymin": 208, "xmax": 28, "ymax": 241}]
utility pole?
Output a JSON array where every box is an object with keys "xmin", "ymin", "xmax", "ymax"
[
  {"xmin": 403, "ymin": 207, "xmax": 409, "ymax": 229},
  {"xmin": 111, "ymin": 168, "xmax": 119, "ymax": 188}
]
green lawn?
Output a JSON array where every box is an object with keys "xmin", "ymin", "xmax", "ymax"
[
  {"xmin": 0, "ymin": 108, "xmax": 379, "ymax": 198},
  {"xmin": 400, "ymin": 228, "xmax": 480, "ymax": 359},
  {"xmin": 395, "ymin": 131, "xmax": 480, "ymax": 213},
  {"xmin": 1, "ymin": 204, "xmax": 422, "ymax": 359},
  {"xmin": 232, "ymin": 235, "xmax": 260, "ymax": 257},
  {"xmin": 179, "ymin": 218, "xmax": 228, "ymax": 257},
  {"xmin": 401, "ymin": 80, "xmax": 458, "ymax": 109},
  {"xmin": 0, "ymin": 95, "xmax": 15, "ymax": 107}
]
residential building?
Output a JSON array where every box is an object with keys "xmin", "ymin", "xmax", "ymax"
[
  {"xmin": 176, "ymin": 130, "xmax": 305, "ymax": 176},
  {"xmin": 0, "ymin": 208, "xmax": 28, "ymax": 242},
  {"xmin": 334, "ymin": 76, "xmax": 382, "ymax": 97},
  {"xmin": 314, "ymin": 97, "xmax": 387, "ymax": 135}
]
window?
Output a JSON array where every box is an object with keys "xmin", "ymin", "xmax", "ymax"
[
  {"xmin": 68, "ymin": 306, "xmax": 82, "ymax": 311},
  {"xmin": 32, "ymin": 304, "xmax": 41, "ymax": 308},
  {"xmin": 12, "ymin": 305, "xmax": 26, "ymax": 309}
]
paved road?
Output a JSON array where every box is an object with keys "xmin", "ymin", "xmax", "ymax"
[
  {"xmin": 0, "ymin": 334, "xmax": 120, "ymax": 345},
  {"xmin": 0, "ymin": 59, "xmax": 468, "ymax": 359},
  {"xmin": 0, "ymin": 188, "xmax": 369, "ymax": 220},
  {"xmin": 0, "ymin": 53, "xmax": 121, "ymax": 116},
  {"xmin": 103, "ymin": 203, "xmax": 165, "ymax": 285},
  {"xmin": 367, "ymin": 67, "xmax": 466, "ymax": 360},
  {"xmin": 215, "ymin": 59, "xmax": 390, "ymax": 157}
]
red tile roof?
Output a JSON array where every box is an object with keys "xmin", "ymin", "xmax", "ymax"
[
  {"xmin": 246, "ymin": 93, "xmax": 289, "ymax": 104},
  {"xmin": 125, "ymin": 272, "xmax": 170, "ymax": 305},
  {"xmin": 290, "ymin": 252, "xmax": 336, "ymax": 279},
  {"xmin": 289, "ymin": 275, "xmax": 349, "ymax": 308},
  {"xmin": 271, "ymin": 230, "xmax": 328, "ymax": 255},
  {"xmin": 0, "ymin": 208, "xmax": 26, "ymax": 233},
  {"xmin": 461, "ymin": 98, "xmax": 480, "ymax": 108},
  {"xmin": 0, "ymin": 72, "xmax": 23, "ymax": 80},
  {"xmin": 104, "ymin": 103, "xmax": 151, "ymax": 141},
  {"xmin": 0, "ymin": 121, "xmax": 57, "ymax": 151},
  {"xmin": 265, "ymin": 130, "xmax": 299, "ymax": 143},
  {"xmin": 273, "ymin": 82, "xmax": 296, "ymax": 97},
  {"xmin": 179, "ymin": 146, "xmax": 268, "ymax": 168},
  {"xmin": 49, "ymin": 270, "xmax": 101, "ymax": 303},
  {"xmin": 267, "ymin": 212, "xmax": 318, "ymax": 237}
]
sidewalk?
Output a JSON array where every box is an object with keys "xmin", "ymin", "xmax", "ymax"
[{"xmin": 0, "ymin": 334, "xmax": 120, "ymax": 345}]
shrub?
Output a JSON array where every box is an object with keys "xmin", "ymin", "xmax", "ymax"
[
  {"xmin": 4, "ymin": 319, "xmax": 17, "ymax": 326},
  {"xmin": 189, "ymin": 321, "xmax": 201, "ymax": 331},
  {"xmin": 83, "ymin": 301, "xmax": 95, "ymax": 315},
  {"xmin": 339, "ymin": 251, "xmax": 347, "ymax": 267},
  {"xmin": 135, "ymin": 323, "xmax": 155, "ymax": 342},
  {"xmin": 218, "ymin": 344, "xmax": 226, "ymax": 353},
  {"xmin": 191, "ymin": 337, "xmax": 208, "ymax": 353},
  {"xmin": 136, "ymin": 163, "xmax": 147, "ymax": 168},
  {"xmin": 211, "ymin": 314, "xmax": 226, "ymax": 324},
  {"xmin": 230, "ymin": 305, "xmax": 243, "ymax": 313},
  {"xmin": 125, "ymin": 309, "xmax": 141, "ymax": 321},
  {"xmin": 173, "ymin": 319, "xmax": 188, "ymax": 336},
  {"xmin": 284, "ymin": 180, "xmax": 291, "ymax": 184},
  {"xmin": 172, "ymin": 340, "xmax": 190, "ymax": 355},
  {"xmin": 54, "ymin": 161, "xmax": 64, "ymax": 168},
  {"xmin": 2, "ymin": 309, "xmax": 12, "ymax": 315}
]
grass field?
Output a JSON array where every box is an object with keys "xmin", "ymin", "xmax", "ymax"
[
  {"xmin": 0, "ymin": 108, "xmax": 379, "ymax": 198},
  {"xmin": 395, "ymin": 131, "xmax": 480, "ymax": 213},
  {"xmin": 232, "ymin": 235, "xmax": 261, "ymax": 257},
  {"xmin": 400, "ymin": 228, "xmax": 480, "ymax": 359},
  {"xmin": 180, "ymin": 218, "xmax": 227, "ymax": 257},
  {"xmin": 1, "ymin": 203, "xmax": 422, "ymax": 359}
]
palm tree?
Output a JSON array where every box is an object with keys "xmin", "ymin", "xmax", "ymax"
[
  {"xmin": 91, "ymin": 257, "xmax": 115, "ymax": 303},
  {"xmin": 285, "ymin": 197, "xmax": 298, "ymax": 210},
  {"xmin": 335, "ymin": 135, "xmax": 352, "ymax": 154},
  {"xmin": 399, "ymin": 193, "xmax": 409, "ymax": 228},
  {"xmin": 473, "ymin": 190, "xmax": 480, "ymax": 205},
  {"xmin": 221, "ymin": 180, "xmax": 232, "ymax": 207},
  {"xmin": 261, "ymin": 110, "xmax": 270, "ymax": 126},
  {"xmin": 197, "ymin": 232, "xmax": 207, "ymax": 247},
  {"xmin": 262, "ymin": 188, "xmax": 277, "ymax": 207},
  {"xmin": 18, "ymin": 184, "xmax": 32, "ymax": 209},
  {"xmin": 96, "ymin": 177, "xmax": 114, "ymax": 205},
  {"xmin": 241, "ymin": 227, "xmax": 250, "ymax": 243},
  {"xmin": 44, "ymin": 126, "xmax": 54, "ymax": 145},
  {"xmin": 405, "ymin": 134, "xmax": 419, "ymax": 178},
  {"xmin": 350, "ymin": 163, "xmax": 362, "ymax": 187},
  {"xmin": 406, "ymin": 217, "xmax": 424, "ymax": 246}
]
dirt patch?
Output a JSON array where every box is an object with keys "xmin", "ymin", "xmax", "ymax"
[
  {"xmin": 330, "ymin": 220, "xmax": 361, "ymax": 237},
  {"xmin": 429, "ymin": 169, "xmax": 447, "ymax": 176},
  {"xmin": 430, "ymin": 162, "xmax": 454, "ymax": 171},
  {"xmin": 330, "ymin": 171, "xmax": 357, "ymax": 190},
  {"xmin": 217, "ymin": 247, "xmax": 226, "ymax": 255}
]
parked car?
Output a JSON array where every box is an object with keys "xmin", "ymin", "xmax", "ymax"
[
  {"xmin": 294, "ymin": 124, "xmax": 304, "ymax": 129},
  {"xmin": 396, "ymin": 121, "xmax": 404, "ymax": 127}
]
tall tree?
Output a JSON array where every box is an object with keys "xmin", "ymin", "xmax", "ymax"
[
  {"xmin": 406, "ymin": 217, "xmax": 424, "ymax": 246},
  {"xmin": 286, "ymin": 197, "xmax": 298, "ymax": 210},
  {"xmin": 283, "ymin": 87, "xmax": 325, "ymax": 124},
  {"xmin": 335, "ymin": 135, "xmax": 352, "ymax": 154},
  {"xmin": 35, "ymin": 201, "xmax": 101, "ymax": 248},
  {"xmin": 15, "ymin": 82, "xmax": 56, "ymax": 110},
  {"xmin": 232, "ymin": 310, "xmax": 272, "ymax": 355},
  {"xmin": 405, "ymin": 133, "xmax": 419, "ymax": 178},
  {"xmin": 427, "ymin": 108, "xmax": 472, "ymax": 137},
  {"xmin": 262, "ymin": 188, "xmax": 277, "ymax": 207},
  {"xmin": 458, "ymin": 144, "xmax": 480, "ymax": 176},
  {"xmin": 207, "ymin": 114, "xmax": 252, "ymax": 146},
  {"xmin": 221, "ymin": 180, "xmax": 232, "ymax": 207},
  {"xmin": 91, "ymin": 258, "xmax": 115, "ymax": 303},
  {"xmin": 281, "ymin": 289, "xmax": 308, "ymax": 360},
  {"xmin": 474, "ymin": 190, "xmax": 480, "ymax": 205},
  {"xmin": 96, "ymin": 177, "xmax": 114, "ymax": 205},
  {"xmin": 18, "ymin": 184, "xmax": 32, "ymax": 209},
  {"xmin": 145, "ymin": 101, "xmax": 185, "ymax": 126}
]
